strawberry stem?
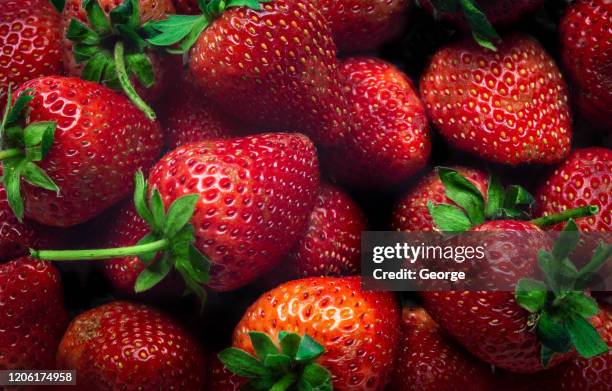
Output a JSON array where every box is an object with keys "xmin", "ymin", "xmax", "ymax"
[
  {"xmin": 0, "ymin": 148, "xmax": 21, "ymax": 160},
  {"xmin": 114, "ymin": 41, "xmax": 156, "ymax": 121},
  {"xmin": 30, "ymin": 238, "xmax": 169, "ymax": 261},
  {"xmin": 530, "ymin": 205, "xmax": 599, "ymax": 227}
]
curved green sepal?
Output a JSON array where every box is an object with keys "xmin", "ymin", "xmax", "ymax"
[
  {"xmin": 458, "ymin": 0, "xmax": 500, "ymax": 51},
  {"xmin": 50, "ymin": 0, "xmax": 65, "ymax": 13}
]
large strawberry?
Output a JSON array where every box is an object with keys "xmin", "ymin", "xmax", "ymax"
[
  {"xmin": 0, "ymin": 76, "xmax": 164, "ymax": 227},
  {"xmin": 560, "ymin": 0, "xmax": 611, "ymax": 130},
  {"xmin": 219, "ymin": 276, "xmax": 400, "ymax": 391},
  {"xmin": 61, "ymin": 0, "xmax": 176, "ymax": 119},
  {"xmin": 324, "ymin": 57, "xmax": 431, "ymax": 188},
  {"xmin": 0, "ymin": 257, "xmax": 68, "ymax": 371},
  {"xmin": 420, "ymin": 33, "xmax": 572, "ymax": 165},
  {"xmin": 145, "ymin": 0, "xmax": 351, "ymax": 147},
  {"xmin": 56, "ymin": 301, "xmax": 206, "ymax": 390},
  {"xmin": 0, "ymin": 0, "xmax": 64, "ymax": 108}
]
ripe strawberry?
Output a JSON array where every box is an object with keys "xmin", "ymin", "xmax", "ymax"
[
  {"xmin": 56, "ymin": 301, "xmax": 206, "ymax": 390},
  {"xmin": 0, "ymin": 257, "xmax": 68, "ymax": 371},
  {"xmin": 390, "ymin": 306, "xmax": 495, "ymax": 391},
  {"xmin": 560, "ymin": 0, "xmax": 611, "ymax": 130},
  {"xmin": 222, "ymin": 276, "xmax": 400, "ymax": 390},
  {"xmin": 0, "ymin": 0, "xmax": 64, "ymax": 108},
  {"xmin": 0, "ymin": 76, "xmax": 164, "ymax": 227},
  {"xmin": 147, "ymin": 0, "xmax": 351, "ymax": 147},
  {"xmin": 420, "ymin": 33, "xmax": 572, "ymax": 165},
  {"xmin": 287, "ymin": 183, "xmax": 366, "ymax": 278},
  {"xmin": 324, "ymin": 57, "xmax": 431, "ymax": 188}
]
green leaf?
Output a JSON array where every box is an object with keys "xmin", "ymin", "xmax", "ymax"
[
  {"xmin": 565, "ymin": 313, "xmax": 608, "ymax": 359},
  {"xmin": 21, "ymin": 162, "xmax": 59, "ymax": 193},
  {"xmin": 83, "ymin": 0, "xmax": 111, "ymax": 35},
  {"xmin": 2, "ymin": 158, "xmax": 26, "ymax": 220},
  {"xmin": 515, "ymin": 278, "xmax": 547, "ymax": 313},
  {"xmin": 248, "ymin": 332, "xmax": 279, "ymax": 361},
  {"xmin": 538, "ymin": 250, "xmax": 561, "ymax": 295},
  {"xmin": 116, "ymin": 24, "xmax": 148, "ymax": 52},
  {"xmin": 427, "ymin": 202, "xmax": 473, "ymax": 233},
  {"xmin": 187, "ymin": 244, "xmax": 210, "ymax": 284},
  {"xmin": 73, "ymin": 44, "xmax": 100, "ymax": 63},
  {"xmin": 301, "ymin": 363, "xmax": 332, "ymax": 389},
  {"xmin": 134, "ymin": 252, "xmax": 172, "ymax": 292},
  {"xmin": 279, "ymin": 332, "xmax": 301, "ymax": 358},
  {"xmin": 135, "ymin": 232, "xmax": 160, "ymax": 265},
  {"xmin": 146, "ymin": 15, "xmax": 207, "ymax": 46},
  {"xmin": 295, "ymin": 335, "xmax": 325, "ymax": 363},
  {"xmin": 563, "ymin": 292, "xmax": 599, "ymax": 318},
  {"xmin": 218, "ymin": 348, "xmax": 270, "ymax": 378},
  {"xmin": 552, "ymin": 220, "xmax": 580, "ymax": 261},
  {"xmin": 458, "ymin": 0, "xmax": 500, "ymax": 51},
  {"xmin": 164, "ymin": 194, "xmax": 199, "ymax": 237},
  {"xmin": 67, "ymin": 19, "xmax": 100, "ymax": 46},
  {"xmin": 126, "ymin": 53, "xmax": 155, "ymax": 88},
  {"xmin": 485, "ymin": 174, "xmax": 504, "ymax": 217},
  {"xmin": 438, "ymin": 167, "xmax": 485, "ymax": 225},
  {"xmin": 540, "ymin": 345, "xmax": 555, "ymax": 368},
  {"xmin": 133, "ymin": 171, "xmax": 155, "ymax": 229},
  {"xmin": 556, "ymin": 257, "xmax": 579, "ymax": 292},
  {"xmin": 264, "ymin": 354, "xmax": 291, "ymax": 373},
  {"xmin": 537, "ymin": 311, "xmax": 572, "ymax": 354},
  {"xmin": 575, "ymin": 241, "xmax": 612, "ymax": 290},
  {"xmin": 82, "ymin": 52, "xmax": 113, "ymax": 83},
  {"xmin": 504, "ymin": 185, "xmax": 535, "ymax": 210},
  {"xmin": 23, "ymin": 121, "xmax": 55, "ymax": 161},
  {"xmin": 50, "ymin": 0, "xmax": 65, "ymax": 13},
  {"xmin": 226, "ymin": 0, "xmax": 273, "ymax": 10},
  {"xmin": 109, "ymin": 0, "xmax": 140, "ymax": 30},
  {"xmin": 149, "ymin": 189, "xmax": 166, "ymax": 230},
  {"xmin": 6, "ymin": 89, "xmax": 35, "ymax": 126}
]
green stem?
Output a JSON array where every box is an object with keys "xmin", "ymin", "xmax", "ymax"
[
  {"xmin": 31, "ymin": 238, "xmax": 169, "ymax": 261},
  {"xmin": 0, "ymin": 148, "xmax": 21, "ymax": 160},
  {"xmin": 530, "ymin": 205, "xmax": 599, "ymax": 228},
  {"xmin": 113, "ymin": 41, "xmax": 156, "ymax": 121},
  {"xmin": 269, "ymin": 373, "xmax": 297, "ymax": 391}
]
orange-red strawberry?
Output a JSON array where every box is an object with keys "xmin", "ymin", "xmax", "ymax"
[
  {"xmin": 287, "ymin": 183, "xmax": 366, "ymax": 278},
  {"xmin": 420, "ymin": 33, "xmax": 572, "ymax": 165},
  {"xmin": 560, "ymin": 0, "xmax": 611, "ymax": 130},
  {"xmin": 0, "ymin": 257, "xmax": 68, "ymax": 371},
  {"xmin": 324, "ymin": 57, "xmax": 431, "ymax": 187},
  {"xmin": 56, "ymin": 301, "xmax": 206, "ymax": 390},
  {"xmin": 223, "ymin": 276, "xmax": 400, "ymax": 391},
  {"xmin": 390, "ymin": 306, "xmax": 495, "ymax": 391},
  {"xmin": 0, "ymin": 0, "xmax": 64, "ymax": 109}
]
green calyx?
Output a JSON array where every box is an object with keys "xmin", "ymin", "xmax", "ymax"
[
  {"xmin": 427, "ymin": 0, "xmax": 500, "ymax": 50},
  {"xmin": 30, "ymin": 171, "xmax": 211, "ymax": 306},
  {"xmin": 0, "ymin": 88, "xmax": 59, "ymax": 221},
  {"xmin": 515, "ymin": 220, "xmax": 612, "ymax": 367},
  {"xmin": 219, "ymin": 332, "xmax": 333, "ymax": 391},
  {"xmin": 67, "ymin": 0, "xmax": 156, "ymax": 120},
  {"xmin": 50, "ymin": 0, "xmax": 65, "ymax": 12},
  {"xmin": 144, "ymin": 0, "xmax": 273, "ymax": 54}
]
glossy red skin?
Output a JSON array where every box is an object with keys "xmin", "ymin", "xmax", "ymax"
[
  {"xmin": 392, "ymin": 167, "xmax": 488, "ymax": 232},
  {"xmin": 233, "ymin": 276, "xmax": 401, "ymax": 391},
  {"xmin": 0, "ymin": 258, "xmax": 68, "ymax": 371},
  {"xmin": 56, "ymin": 301, "xmax": 206, "ymax": 390},
  {"xmin": 148, "ymin": 133, "xmax": 319, "ymax": 291},
  {"xmin": 422, "ymin": 220, "xmax": 572, "ymax": 373},
  {"xmin": 390, "ymin": 307, "xmax": 495, "ymax": 391},
  {"xmin": 316, "ymin": 0, "xmax": 410, "ymax": 52},
  {"xmin": 325, "ymin": 57, "xmax": 431, "ymax": 187},
  {"xmin": 12, "ymin": 76, "xmax": 164, "ymax": 227},
  {"xmin": 420, "ymin": 0, "xmax": 545, "ymax": 27},
  {"xmin": 61, "ymin": 0, "xmax": 175, "ymax": 102},
  {"xmin": 0, "ymin": 0, "xmax": 63, "ymax": 108},
  {"xmin": 189, "ymin": 0, "xmax": 350, "ymax": 147},
  {"xmin": 288, "ymin": 183, "xmax": 366, "ymax": 278},
  {"xmin": 205, "ymin": 353, "xmax": 245, "ymax": 391},
  {"xmin": 420, "ymin": 33, "xmax": 572, "ymax": 165},
  {"xmin": 560, "ymin": 0, "xmax": 611, "ymax": 130}
]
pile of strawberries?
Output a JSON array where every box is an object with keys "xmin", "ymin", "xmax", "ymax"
[{"xmin": 0, "ymin": 0, "xmax": 610, "ymax": 390}]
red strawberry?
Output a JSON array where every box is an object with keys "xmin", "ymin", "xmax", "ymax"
[
  {"xmin": 316, "ymin": 0, "xmax": 411, "ymax": 53},
  {"xmin": 560, "ymin": 0, "xmax": 611, "ymax": 130},
  {"xmin": 223, "ymin": 276, "xmax": 400, "ymax": 391},
  {"xmin": 206, "ymin": 353, "xmax": 245, "ymax": 391},
  {"xmin": 147, "ymin": 133, "xmax": 319, "ymax": 291},
  {"xmin": 0, "ymin": 257, "xmax": 68, "ymax": 370},
  {"xmin": 390, "ymin": 306, "xmax": 495, "ymax": 391},
  {"xmin": 172, "ymin": 0, "xmax": 200, "ymax": 14},
  {"xmin": 1, "ymin": 76, "xmax": 164, "ymax": 227},
  {"xmin": 420, "ymin": 33, "xmax": 572, "ymax": 165},
  {"xmin": 324, "ymin": 57, "xmax": 431, "ymax": 187},
  {"xmin": 287, "ymin": 183, "xmax": 366, "ymax": 278},
  {"xmin": 392, "ymin": 167, "xmax": 488, "ymax": 232},
  {"xmin": 56, "ymin": 301, "xmax": 206, "ymax": 390}
]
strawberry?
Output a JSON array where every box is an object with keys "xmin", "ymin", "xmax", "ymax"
[
  {"xmin": 316, "ymin": 0, "xmax": 411, "ymax": 53},
  {"xmin": 420, "ymin": 33, "xmax": 572, "ymax": 165},
  {"xmin": 560, "ymin": 0, "xmax": 611, "ymax": 130},
  {"xmin": 206, "ymin": 352, "xmax": 245, "ymax": 391},
  {"xmin": 389, "ymin": 306, "xmax": 495, "ymax": 391},
  {"xmin": 0, "ymin": 0, "xmax": 64, "ymax": 108},
  {"xmin": 220, "ymin": 276, "xmax": 400, "ymax": 391},
  {"xmin": 146, "ymin": 0, "xmax": 351, "ymax": 147},
  {"xmin": 287, "ymin": 183, "xmax": 366, "ymax": 278},
  {"xmin": 0, "ymin": 76, "xmax": 164, "ymax": 227},
  {"xmin": 0, "ymin": 257, "xmax": 68, "ymax": 371},
  {"xmin": 56, "ymin": 301, "xmax": 206, "ymax": 390},
  {"xmin": 61, "ymin": 0, "xmax": 176, "ymax": 119},
  {"xmin": 324, "ymin": 57, "xmax": 431, "ymax": 188}
]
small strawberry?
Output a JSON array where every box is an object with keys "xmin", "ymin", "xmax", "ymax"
[
  {"xmin": 287, "ymin": 183, "xmax": 366, "ymax": 278},
  {"xmin": 560, "ymin": 0, "xmax": 611, "ymax": 130},
  {"xmin": 420, "ymin": 33, "xmax": 572, "ymax": 165},
  {"xmin": 324, "ymin": 57, "xmax": 431, "ymax": 188},
  {"xmin": 0, "ymin": 0, "xmax": 64, "ymax": 108},
  {"xmin": 220, "ymin": 276, "xmax": 400, "ymax": 391},
  {"xmin": 389, "ymin": 306, "xmax": 495, "ymax": 391},
  {"xmin": 56, "ymin": 301, "xmax": 206, "ymax": 390},
  {"xmin": 0, "ymin": 257, "xmax": 68, "ymax": 371},
  {"xmin": 146, "ymin": 0, "xmax": 351, "ymax": 147},
  {"xmin": 0, "ymin": 76, "xmax": 164, "ymax": 227}
]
